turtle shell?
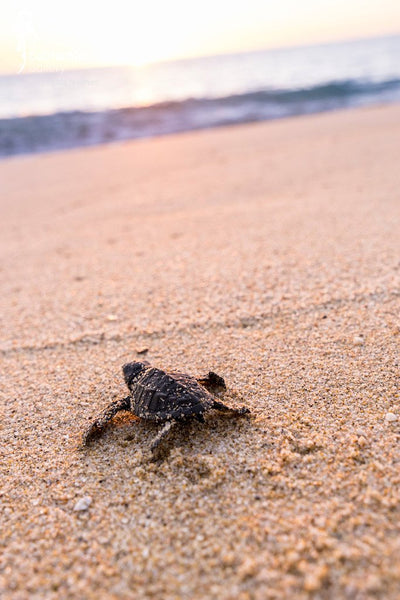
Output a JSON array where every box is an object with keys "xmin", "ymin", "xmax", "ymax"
[{"xmin": 126, "ymin": 364, "xmax": 214, "ymax": 422}]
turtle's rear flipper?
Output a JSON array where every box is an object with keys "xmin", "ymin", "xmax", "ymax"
[
  {"xmin": 83, "ymin": 395, "xmax": 131, "ymax": 445},
  {"xmin": 212, "ymin": 400, "xmax": 250, "ymax": 416},
  {"xmin": 150, "ymin": 420, "xmax": 177, "ymax": 454},
  {"xmin": 197, "ymin": 371, "xmax": 226, "ymax": 393}
]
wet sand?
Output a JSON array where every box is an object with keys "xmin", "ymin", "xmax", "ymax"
[{"xmin": 1, "ymin": 105, "xmax": 400, "ymax": 599}]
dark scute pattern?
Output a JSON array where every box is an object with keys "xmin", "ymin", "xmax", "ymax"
[{"xmin": 129, "ymin": 366, "xmax": 214, "ymax": 422}]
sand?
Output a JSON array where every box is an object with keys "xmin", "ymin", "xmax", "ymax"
[{"xmin": 1, "ymin": 104, "xmax": 400, "ymax": 599}]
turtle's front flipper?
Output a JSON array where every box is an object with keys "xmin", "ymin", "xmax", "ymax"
[
  {"xmin": 150, "ymin": 420, "xmax": 177, "ymax": 454},
  {"xmin": 83, "ymin": 395, "xmax": 131, "ymax": 445},
  {"xmin": 197, "ymin": 371, "xmax": 226, "ymax": 393},
  {"xmin": 212, "ymin": 400, "xmax": 250, "ymax": 416}
]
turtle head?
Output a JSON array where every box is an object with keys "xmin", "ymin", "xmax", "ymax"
[{"xmin": 123, "ymin": 361, "xmax": 150, "ymax": 387}]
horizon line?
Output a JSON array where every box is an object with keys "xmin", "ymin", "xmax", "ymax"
[{"xmin": 1, "ymin": 30, "xmax": 399, "ymax": 77}]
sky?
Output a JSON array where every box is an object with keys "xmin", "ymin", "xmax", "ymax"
[{"xmin": 1, "ymin": 0, "xmax": 400, "ymax": 74}]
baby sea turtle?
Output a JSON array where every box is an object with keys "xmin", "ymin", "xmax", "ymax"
[{"xmin": 83, "ymin": 361, "xmax": 250, "ymax": 452}]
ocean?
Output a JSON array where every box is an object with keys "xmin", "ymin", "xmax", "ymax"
[{"xmin": 1, "ymin": 34, "xmax": 400, "ymax": 158}]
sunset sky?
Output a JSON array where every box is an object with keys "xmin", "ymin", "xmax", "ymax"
[{"xmin": 2, "ymin": 0, "xmax": 400, "ymax": 74}]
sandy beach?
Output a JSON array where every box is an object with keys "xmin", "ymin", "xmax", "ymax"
[{"xmin": 1, "ymin": 104, "xmax": 400, "ymax": 599}]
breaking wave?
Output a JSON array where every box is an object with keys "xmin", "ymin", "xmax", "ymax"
[{"xmin": 2, "ymin": 77, "xmax": 400, "ymax": 157}]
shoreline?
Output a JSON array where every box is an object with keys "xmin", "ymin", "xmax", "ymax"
[{"xmin": 2, "ymin": 90, "xmax": 400, "ymax": 160}]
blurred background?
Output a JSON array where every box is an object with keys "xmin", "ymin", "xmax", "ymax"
[{"xmin": 1, "ymin": 0, "xmax": 400, "ymax": 157}]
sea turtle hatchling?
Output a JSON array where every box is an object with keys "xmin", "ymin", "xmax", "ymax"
[{"xmin": 83, "ymin": 361, "xmax": 250, "ymax": 453}]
